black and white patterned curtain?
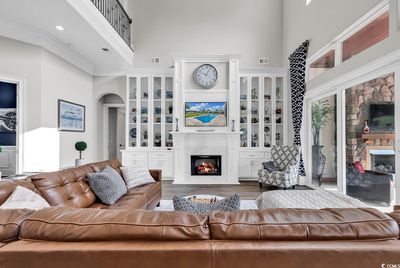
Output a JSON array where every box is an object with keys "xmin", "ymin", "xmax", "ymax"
[{"xmin": 289, "ymin": 40, "xmax": 310, "ymax": 176}]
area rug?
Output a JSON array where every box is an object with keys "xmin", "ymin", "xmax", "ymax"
[{"xmin": 155, "ymin": 200, "xmax": 258, "ymax": 211}]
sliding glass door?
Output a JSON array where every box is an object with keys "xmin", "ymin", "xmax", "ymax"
[{"xmin": 345, "ymin": 73, "xmax": 395, "ymax": 207}]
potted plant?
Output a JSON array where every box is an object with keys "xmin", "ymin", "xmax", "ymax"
[
  {"xmin": 311, "ymin": 100, "xmax": 334, "ymax": 186},
  {"xmin": 75, "ymin": 141, "xmax": 87, "ymax": 167}
]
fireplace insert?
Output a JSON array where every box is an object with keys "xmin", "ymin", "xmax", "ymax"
[{"xmin": 191, "ymin": 155, "xmax": 221, "ymax": 176}]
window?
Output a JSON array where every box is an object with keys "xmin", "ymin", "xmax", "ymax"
[
  {"xmin": 342, "ymin": 11, "xmax": 389, "ymax": 62},
  {"xmin": 309, "ymin": 49, "xmax": 335, "ymax": 80}
]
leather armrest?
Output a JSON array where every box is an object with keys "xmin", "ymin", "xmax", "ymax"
[
  {"xmin": 0, "ymin": 209, "xmax": 33, "ymax": 243},
  {"xmin": 149, "ymin": 169, "xmax": 162, "ymax": 182}
]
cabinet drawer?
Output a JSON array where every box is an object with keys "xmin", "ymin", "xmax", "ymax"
[
  {"xmin": 122, "ymin": 151, "xmax": 147, "ymax": 160},
  {"xmin": 149, "ymin": 151, "xmax": 173, "ymax": 159},
  {"xmin": 240, "ymin": 152, "xmax": 265, "ymax": 159}
]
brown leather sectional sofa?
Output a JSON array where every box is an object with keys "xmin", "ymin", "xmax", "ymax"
[{"xmin": 0, "ymin": 159, "xmax": 400, "ymax": 268}]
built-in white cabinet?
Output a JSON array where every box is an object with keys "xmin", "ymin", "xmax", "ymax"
[
  {"xmin": 122, "ymin": 67, "xmax": 288, "ymax": 181},
  {"xmin": 127, "ymin": 75, "xmax": 174, "ymax": 149},
  {"xmin": 239, "ymin": 74, "xmax": 287, "ymax": 149},
  {"xmin": 238, "ymin": 69, "xmax": 288, "ymax": 179},
  {"xmin": 124, "ymin": 74, "xmax": 175, "ymax": 180}
]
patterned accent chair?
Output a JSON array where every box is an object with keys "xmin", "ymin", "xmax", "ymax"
[{"xmin": 258, "ymin": 145, "xmax": 300, "ymax": 189}]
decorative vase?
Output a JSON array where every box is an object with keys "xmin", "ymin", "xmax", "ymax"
[
  {"xmin": 175, "ymin": 118, "xmax": 179, "ymax": 132},
  {"xmin": 363, "ymin": 120, "xmax": 370, "ymax": 134},
  {"xmin": 312, "ymin": 145, "xmax": 326, "ymax": 186},
  {"xmin": 231, "ymin": 120, "xmax": 235, "ymax": 132},
  {"xmin": 168, "ymin": 106, "xmax": 173, "ymax": 114},
  {"xmin": 75, "ymin": 158, "xmax": 85, "ymax": 167}
]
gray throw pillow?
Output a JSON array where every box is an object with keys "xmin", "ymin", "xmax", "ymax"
[
  {"xmin": 173, "ymin": 194, "xmax": 241, "ymax": 215},
  {"xmin": 262, "ymin": 161, "xmax": 279, "ymax": 172},
  {"xmin": 87, "ymin": 166, "xmax": 127, "ymax": 205}
]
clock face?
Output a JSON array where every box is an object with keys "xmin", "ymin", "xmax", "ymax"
[{"xmin": 194, "ymin": 64, "xmax": 218, "ymax": 89}]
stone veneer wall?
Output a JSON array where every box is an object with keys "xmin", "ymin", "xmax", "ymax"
[{"xmin": 345, "ymin": 73, "xmax": 395, "ymax": 167}]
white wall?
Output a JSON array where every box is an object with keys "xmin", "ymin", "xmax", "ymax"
[
  {"xmin": 41, "ymin": 50, "xmax": 96, "ymax": 169},
  {"xmin": 0, "ymin": 36, "xmax": 98, "ymax": 172},
  {"xmin": 128, "ymin": 0, "xmax": 283, "ymax": 69}
]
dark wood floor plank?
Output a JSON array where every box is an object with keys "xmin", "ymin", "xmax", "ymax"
[{"xmin": 161, "ymin": 181, "xmax": 311, "ymax": 200}]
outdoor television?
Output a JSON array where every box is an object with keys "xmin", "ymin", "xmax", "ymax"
[
  {"xmin": 369, "ymin": 103, "xmax": 394, "ymax": 131},
  {"xmin": 185, "ymin": 102, "xmax": 227, "ymax": 127}
]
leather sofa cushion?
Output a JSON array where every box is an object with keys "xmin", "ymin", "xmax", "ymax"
[
  {"xmin": 209, "ymin": 208, "xmax": 399, "ymax": 241},
  {"xmin": 388, "ymin": 211, "xmax": 400, "ymax": 229},
  {"xmin": 0, "ymin": 209, "xmax": 33, "ymax": 243},
  {"xmin": 20, "ymin": 207, "xmax": 210, "ymax": 241},
  {"xmin": 88, "ymin": 194, "xmax": 147, "ymax": 210},
  {"xmin": 29, "ymin": 165, "xmax": 96, "ymax": 208},
  {"xmin": 0, "ymin": 179, "xmax": 38, "ymax": 205},
  {"xmin": 126, "ymin": 182, "xmax": 161, "ymax": 203},
  {"xmin": 109, "ymin": 194, "xmax": 147, "ymax": 210}
]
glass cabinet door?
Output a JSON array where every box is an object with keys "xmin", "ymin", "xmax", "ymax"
[
  {"xmin": 263, "ymin": 77, "xmax": 272, "ymax": 148},
  {"xmin": 165, "ymin": 77, "xmax": 174, "ymax": 148},
  {"xmin": 275, "ymin": 77, "xmax": 284, "ymax": 146},
  {"xmin": 140, "ymin": 77, "xmax": 149, "ymax": 147},
  {"xmin": 250, "ymin": 77, "xmax": 260, "ymax": 147},
  {"xmin": 240, "ymin": 77, "xmax": 248, "ymax": 147},
  {"xmin": 128, "ymin": 77, "xmax": 137, "ymax": 147},
  {"xmin": 153, "ymin": 77, "xmax": 162, "ymax": 147}
]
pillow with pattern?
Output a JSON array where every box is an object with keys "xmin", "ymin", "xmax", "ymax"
[
  {"xmin": 0, "ymin": 186, "xmax": 50, "ymax": 210},
  {"xmin": 173, "ymin": 194, "xmax": 240, "ymax": 215},
  {"xmin": 87, "ymin": 166, "xmax": 127, "ymax": 205},
  {"xmin": 120, "ymin": 165, "xmax": 155, "ymax": 189}
]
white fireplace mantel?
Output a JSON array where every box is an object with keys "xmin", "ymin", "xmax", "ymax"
[{"xmin": 172, "ymin": 131, "xmax": 240, "ymax": 184}]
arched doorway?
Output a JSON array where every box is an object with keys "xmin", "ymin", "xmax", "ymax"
[{"xmin": 99, "ymin": 94, "xmax": 125, "ymax": 160}]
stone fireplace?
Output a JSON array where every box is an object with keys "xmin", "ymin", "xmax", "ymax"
[
  {"xmin": 191, "ymin": 155, "xmax": 222, "ymax": 176},
  {"xmin": 345, "ymin": 73, "xmax": 395, "ymax": 168}
]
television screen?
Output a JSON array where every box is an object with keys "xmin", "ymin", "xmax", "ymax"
[
  {"xmin": 185, "ymin": 102, "xmax": 227, "ymax": 127},
  {"xmin": 369, "ymin": 104, "xmax": 394, "ymax": 131}
]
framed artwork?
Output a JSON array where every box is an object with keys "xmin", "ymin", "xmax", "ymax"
[{"xmin": 58, "ymin": 99, "xmax": 85, "ymax": 132}]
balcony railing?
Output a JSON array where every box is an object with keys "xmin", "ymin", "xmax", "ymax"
[{"xmin": 90, "ymin": 0, "xmax": 132, "ymax": 48}]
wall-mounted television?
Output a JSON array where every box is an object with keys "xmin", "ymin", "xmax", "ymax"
[
  {"xmin": 369, "ymin": 103, "xmax": 394, "ymax": 131},
  {"xmin": 185, "ymin": 102, "xmax": 227, "ymax": 127}
]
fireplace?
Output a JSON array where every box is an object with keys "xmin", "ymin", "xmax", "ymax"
[
  {"xmin": 191, "ymin": 155, "xmax": 222, "ymax": 176},
  {"xmin": 370, "ymin": 149, "xmax": 395, "ymax": 174}
]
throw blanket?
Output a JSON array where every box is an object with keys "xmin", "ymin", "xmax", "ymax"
[{"xmin": 256, "ymin": 189, "xmax": 366, "ymax": 209}]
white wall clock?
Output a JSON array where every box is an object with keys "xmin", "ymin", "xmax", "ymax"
[{"xmin": 193, "ymin": 64, "xmax": 218, "ymax": 89}]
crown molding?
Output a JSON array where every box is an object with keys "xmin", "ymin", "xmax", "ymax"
[{"xmin": 0, "ymin": 17, "xmax": 94, "ymax": 75}]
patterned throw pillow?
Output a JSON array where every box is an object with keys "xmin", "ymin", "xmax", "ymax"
[
  {"xmin": 0, "ymin": 186, "xmax": 50, "ymax": 210},
  {"xmin": 173, "ymin": 194, "xmax": 241, "ymax": 215},
  {"xmin": 120, "ymin": 166, "xmax": 155, "ymax": 189},
  {"xmin": 262, "ymin": 161, "xmax": 279, "ymax": 172},
  {"xmin": 87, "ymin": 166, "xmax": 127, "ymax": 205}
]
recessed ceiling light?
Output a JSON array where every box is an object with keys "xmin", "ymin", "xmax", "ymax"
[
  {"xmin": 56, "ymin": 25, "xmax": 64, "ymax": 31},
  {"xmin": 306, "ymin": 0, "xmax": 312, "ymax": 6},
  {"xmin": 102, "ymin": 48, "xmax": 110, "ymax": 52}
]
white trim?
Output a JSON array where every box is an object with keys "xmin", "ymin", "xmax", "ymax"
[
  {"xmin": 103, "ymin": 103, "xmax": 125, "ymax": 160},
  {"xmin": 395, "ymin": 67, "xmax": 400, "ymax": 205},
  {"xmin": 0, "ymin": 75, "xmax": 24, "ymax": 174},
  {"xmin": 306, "ymin": 0, "xmax": 389, "ymax": 81}
]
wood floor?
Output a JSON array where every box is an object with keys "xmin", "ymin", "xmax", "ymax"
[{"xmin": 161, "ymin": 180, "xmax": 311, "ymax": 200}]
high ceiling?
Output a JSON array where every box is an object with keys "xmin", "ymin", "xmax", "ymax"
[{"xmin": 0, "ymin": 0, "xmax": 134, "ymax": 75}]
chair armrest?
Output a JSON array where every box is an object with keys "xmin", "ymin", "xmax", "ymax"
[
  {"xmin": 149, "ymin": 169, "xmax": 162, "ymax": 182},
  {"xmin": 285, "ymin": 164, "xmax": 298, "ymax": 174}
]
